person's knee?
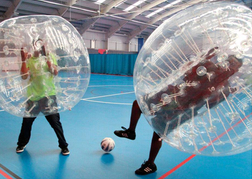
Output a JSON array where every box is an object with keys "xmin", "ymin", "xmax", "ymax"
[
  {"xmin": 133, "ymin": 100, "xmax": 142, "ymax": 114},
  {"xmin": 153, "ymin": 132, "xmax": 159, "ymax": 140},
  {"xmin": 133, "ymin": 100, "xmax": 138, "ymax": 106},
  {"xmin": 46, "ymin": 113, "xmax": 61, "ymax": 127},
  {"xmin": 46, "ymin": 113, "xmax": 60, "ymax": 120},
  {"xmin": 153, "ymin": 132, "xmax": 162, "ymax": 145},
  {"xmin": 22, "ymin": 117, "xmax": 35, "ymax": 125}
]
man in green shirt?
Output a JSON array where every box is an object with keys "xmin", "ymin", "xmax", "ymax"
[{"xmin": 16, "ymin": 39, "xmax": 69, "ymax": 155}]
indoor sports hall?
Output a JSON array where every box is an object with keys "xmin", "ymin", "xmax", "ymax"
[
  {"xmin": 0, "ymin": 74, "xmax": 251, "ymax": 179},
  {"xmin": 0, "ymin": 0, "xmax": 252, "ymax": 179}
]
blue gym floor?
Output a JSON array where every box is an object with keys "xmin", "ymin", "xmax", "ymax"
[{"xmin": 0, "ymin": 74, "xmax": 251, "ymax": 179}]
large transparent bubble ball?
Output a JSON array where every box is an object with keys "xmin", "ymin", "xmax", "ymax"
[
  {"xmin": 0, "ymin": 15, "xmax": 90, "ymax": 117},
  {"xmin": 134, "ymin": 2, "xmax": 252, "ymax": 156}
]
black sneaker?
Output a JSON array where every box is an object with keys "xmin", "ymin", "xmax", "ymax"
[
  {"xmin": 61, "ymin": 147, "xmax": 70, "ymax": 155},
  {"xmin": 135, "ymin": 161, "xmax": 157, "ymax": 175},
  {"xmin": 114, "ymin": 126, "xmax": 136, "ymax": 140},
  {"xmin": 16, "ymin": 145, "xmax": 26, "ymax": 153}
]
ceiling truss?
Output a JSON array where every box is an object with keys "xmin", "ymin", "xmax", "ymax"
[{"xmin": 0, "ymin": 0, "xmax": 251, "ymax": 42}]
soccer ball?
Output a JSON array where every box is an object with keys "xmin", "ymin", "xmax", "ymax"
[{"xmin": 101, "ymin": 137, "xmax": 115, "ymax": 153}]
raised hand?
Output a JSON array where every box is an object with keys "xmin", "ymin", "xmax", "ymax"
[
  {"xmin": 47, "ymin": 59, "xmax": 58, "ymax": 76},
  {"xmin": 20, "ymin": 48, "xmax": 27, "ymax": 61},
  {"xmin": 204, "ymin": 47, "xmax": 219, "ymax": 60},
  {"xmin": 41, "ymin": 45, "xmax": 46, "ymax": 56},
  {"xmin": 20, "ymin": 47, "xmax": 29, "ymax": 79}
]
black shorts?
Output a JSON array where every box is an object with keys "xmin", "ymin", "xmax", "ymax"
[{"xmin": 25, "ymin": 95, "xmax": 58, "ymax": 116}]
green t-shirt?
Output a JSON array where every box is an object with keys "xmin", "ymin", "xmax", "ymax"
[{"xmin": 26, "ymin": 53, "xmax": 57, "ymax": 101}]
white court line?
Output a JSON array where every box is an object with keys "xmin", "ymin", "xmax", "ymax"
[
  {"xmin": 81, "ymin": 91, "xmax": 135, "ymax": 100},
  {"xmin": 81, "ymin": 91, "xmax": 135, "ymax": 105},
  {"xmin": 0, "ymin": 87, "xmax": 134, "ymax": 111},
  {"xmin": 82, "ymin": 99, "xmax": 132, "ymax": 105}
]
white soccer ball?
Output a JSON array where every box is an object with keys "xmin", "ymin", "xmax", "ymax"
[{"xmin": 101, "ymin": 137, "xmax": 115, "ymax": 153}]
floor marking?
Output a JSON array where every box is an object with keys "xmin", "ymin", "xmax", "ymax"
[
  {"xmin": 81, "ymin": 91, "xmax": 134, "ymax": 100},
  {"xmin": 159, "ymin": 154, "xmax": 196, "ymax": 179},
  {"xmin": 81, "ymin": 99, "xmax": 132, "ymax": 105},
  {"xmin": 0, "ymin": 169, "xmax": 12, "ymax": 179},
  {"xmin": 159, "ymin": 112, "xmax": 252, "ymax": 179},
  {"xmin": 0, "ymin": 164, "xmax": 21, "ymax": 179}
]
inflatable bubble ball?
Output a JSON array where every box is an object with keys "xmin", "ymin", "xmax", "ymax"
[
  {"xmin": 134, "ymin": 1, "xmax": 252, "ymax": 156},
  {"xmin": 0, "ymin": 15, "xmax": 90, "ymax": 117}
]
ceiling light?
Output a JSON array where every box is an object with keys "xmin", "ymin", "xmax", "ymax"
[
  {"xmin": 114, "ymin": 0, "xmax": 127, "ymax": 8},
  {"xmin": 95, "ymin": 0, "xmax": 106, "ymax": 4},
  {"xmin": 124, "ymin": 0, "xmax": 147, "ymax": 12},
  {"xmin": 146, "ymin": 0, "xmax": 182, "ymax": 18},
  {"xmin": 146, "ymin": 8, "xmax": 163, "ymax": 18}
]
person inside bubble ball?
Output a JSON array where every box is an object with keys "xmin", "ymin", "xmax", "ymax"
[
  {"xmin": 114, "ymin": 47, "xmax": 243, "ymax": 175},
  {"xmin": 16, "ymin": 38, "xmax": 70, "ymax": 155},
  {"xmin": 147, "ymin": 47, "xmax": 242, "ymax": 132}
]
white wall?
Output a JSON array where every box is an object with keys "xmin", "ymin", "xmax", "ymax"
[
  {"xmin": 83, "ymin": 31, "xmax": 107, "ymax": 49},
  {"xmin": 82, "ymin": 30, "xmax": 139, "ymax": 52}
]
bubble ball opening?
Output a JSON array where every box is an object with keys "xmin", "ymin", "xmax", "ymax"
[
  {"xmin": 0, "ymin": 15, "xmax": 90, "ymax": 117},
  {"xmin": 133, "ymin": 2, "xmax": 252, "ymax": 156}
]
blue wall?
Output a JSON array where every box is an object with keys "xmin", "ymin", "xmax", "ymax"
[{"xmin": 89, "ymin": 54, "xmax": 138, "ymax": 76}]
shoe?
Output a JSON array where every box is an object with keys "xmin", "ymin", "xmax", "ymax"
[
  {"xmin": 135, "ymin": 161, "xmax": 157, "ymax": 175},
  {"xmin": 16, "ymin": 145, "xmax": 26, "ymax": 153},
  {"xmin": 61, "ymin": 147, "xmax": 70, "ymax": 155},
  {"xmin": 114, "ymin": 126, "xmax": 136, "ymax": 140}
]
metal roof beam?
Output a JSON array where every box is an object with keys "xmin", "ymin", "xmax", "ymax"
[
  {"xmin": 58, "ymin": 0, "xmax": 79, "ymax": 16},
  {"xmin": 127, "ymin": 24, "xmax": 148, "ymax": 41},
  {"xmin": 127, "ymin": 0, "xmax": 203, "ymax": 41},
  {"xmin": 78, "ymin": 17, "xmax": 99, "ymax": 35},
  {"xmin": 100, "ymin": 0, "xmax": 125, "ymax": 14},
  {"xmin": 106, "ymin": 19, "xmax": 127, "ymax": 38},
  {"xmin": 3, "ymin": 0, "xmax": 23, "ymax": 19},
  {"xmin": 106, "ymin": 0, "xmax": 166, "ymax": 38},
  {"xmin": 128, "ymin": 0, "xmax": 167, "ymax": 19},
  {"xmin": 149, "ymin": 0, "xmax": 203, "ymax": 25}
]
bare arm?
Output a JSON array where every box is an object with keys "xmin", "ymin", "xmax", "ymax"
[
  {"xmin": 20, "ymin": 48, "xmax": 29, "ymax": 80},
  {"xmin": 42, "ymin": 45, "xmax": 58, "ymax": 76},
  {"xmin": 46, "ymin": 60, "xmax": 58, "ymax": 76}
]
